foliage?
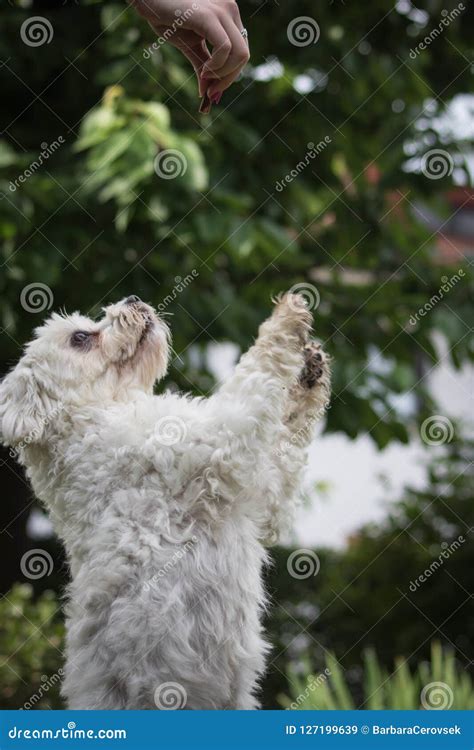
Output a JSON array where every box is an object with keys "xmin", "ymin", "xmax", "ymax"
[
  {"xmin": 263, "ymin": 438, "xmax": 473, "ymax": 707},
  {"xmin": 1, "ymin": 0, "xmax": 473, "ymax": 441},
  {"xmin": 282, "ymin": 642, "xmax": 474, "ymax": 710},
  {"xmin": 0, "ymin": 585, "xmax": 65, "ymax": 710},
  {"xmin": 0, "ymin": 442, "xmax": 470, "ymax": 710},
  {"xmin": 0, "ymin": 0, "xmax": 472, "ymax": 710}
]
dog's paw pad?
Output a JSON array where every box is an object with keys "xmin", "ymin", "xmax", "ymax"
[{"xmin": 299, "ymin": 341, "xmax": 327, "ymax": 389}]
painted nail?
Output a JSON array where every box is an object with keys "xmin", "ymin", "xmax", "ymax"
[{"xmin": 210, "ymin": 92, "xmax": 222, "ymax": 105}]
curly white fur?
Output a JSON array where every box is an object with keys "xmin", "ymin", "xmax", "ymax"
[{"xmin": 0, "ymin": 293, "xmax": 330, "ymax": 710}]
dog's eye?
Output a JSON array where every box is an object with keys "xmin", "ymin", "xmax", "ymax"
[{"xmin": 70, "ymin": 331, "xmax": 91, "ymax": 348}]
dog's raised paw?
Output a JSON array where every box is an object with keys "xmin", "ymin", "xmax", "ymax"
[
  {"xmin": 272, "ymin": 293, "xmax": 312, "ymax": 345},
  {"xmin": 299, "ymin": 341, "xmax": 327, "ymax": 389}
]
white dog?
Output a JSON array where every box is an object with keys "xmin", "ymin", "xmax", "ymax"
[{"xmin": 0, "ymin": 293, "xmax": 330, "ymax": 710}]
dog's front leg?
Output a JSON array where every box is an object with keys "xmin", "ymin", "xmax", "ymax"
[
  {"xmin": 212, "ymin": 293, "xmax": 312, "ymax": 437},
  {"xmin": 203, "ymin": 294, "xmax": 314, "ymax": 544},
  {"xmin": 260, "ymin": 340, "xmax": 331, "ymax": 541}
]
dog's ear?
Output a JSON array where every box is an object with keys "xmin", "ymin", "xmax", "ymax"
[{"xmin": 0, "ymin": 364, "xmax": 53, "ymax": 449}]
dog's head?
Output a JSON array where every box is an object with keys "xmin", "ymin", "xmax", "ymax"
[{"xmin": 0, "ymin": 296, "xmax": 170, "ymax": 449}]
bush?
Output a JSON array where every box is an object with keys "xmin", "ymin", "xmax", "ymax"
[
  {"xmin": 0, "ymin": 585, "xmax": 64, "ymax": 709},
  {"xmin": 263, "ymin": 439, "xmax": 473, "ymax": 707}
]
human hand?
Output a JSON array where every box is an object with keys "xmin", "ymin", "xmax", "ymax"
[{"xmin": 130, "ymin": 0, "xmax": 250, "ymax": 107}]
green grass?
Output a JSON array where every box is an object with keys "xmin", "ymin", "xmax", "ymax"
[{"xmin": 281, "ymin": 642, "xmax": 474, "ymax": 710}]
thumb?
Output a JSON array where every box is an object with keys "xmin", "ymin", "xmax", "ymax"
[{"xmin": 168, "ymin": 36, "xmax": 212, "ymax": 96}]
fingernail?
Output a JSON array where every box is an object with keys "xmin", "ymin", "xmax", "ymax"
[
  {"xmin": 210, "ymin": 92, "xmax": 222, "ymax": 105},
  {"xmin": 199, "ymin": 79, "xmax": 210, "ymax": 97}
]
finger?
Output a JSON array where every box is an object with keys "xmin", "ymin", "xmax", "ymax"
[
  {"xmin": 202, "ymin": 16, "xmax": 248, "ymax": 83},
  {"xmin": 191, "ymin": 42, "xmax": 213, "ymax": 97},
  {"xmin": 206, "ymin": 68, "xmax": 242, "ymax": 98},
  {"xmin": 149, "ymin": 24, "xmax": 212, "ymax": 96},
  {"xmin": 198, "ymin": 15, "xmax": 233, "ymax": 74},
  {"xmin": 169, "ymin": 37, "xmax": 212, "ymax": 96}
]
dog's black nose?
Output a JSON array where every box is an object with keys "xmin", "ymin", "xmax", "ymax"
[{"xmin": 126, "ymin": 295, "xmax": 141, "ymax": 305}]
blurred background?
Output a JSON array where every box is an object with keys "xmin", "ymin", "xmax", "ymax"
[{"xmin": 0, "ymin": 0, "xmax": 473, "ymax": 710}]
